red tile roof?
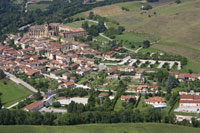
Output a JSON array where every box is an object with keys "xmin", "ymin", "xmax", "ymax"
[
  {"xmin": 108, "ymin": 67, "xmax": 117, "ymax": 74},
  {"xmin": 99, "ymin": 93, "xmax": 108, "ymax": 97},
  {"xmin": 27, "ymin": 69, "xmax": 39, "ymax": 76},
  {"xmin": 121, "ymin": 95, "xmax": 135, "ymax": 100},
  {"xmin": 25, "ymin": 101, "xmax": 43, "ymax": 110},
  {"xmin": 180, "ymin": 100, "xmax": 200, "ymax": 103},
  {"xmin": 180, "ymin": 94, "xmax": 200, "ymax": 100},
  {"xmin": 146, "ymin": 97, "xmax": 165, "ymax": 103}
]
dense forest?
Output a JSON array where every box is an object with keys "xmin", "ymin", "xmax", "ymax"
[{"xmin": 0, "ymin": 0, "xmax": 137, "ymax": 42}]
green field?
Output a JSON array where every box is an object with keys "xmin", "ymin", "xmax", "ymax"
[
  {"xmin": 114, "ymin": 98, "xmax": 123, "ymax": 111},
  {"xmin": 28, "ymin": 3, "xmax": 50, "ymax": 11},
  {"xmin": 0, "ymin": 123, "xmax": 199, "ymax": 133},
  {"xmin": 75, "ymin": 0, "xmax": 200, "ymax": 72},
  {"xmin": 0, "ymin": 79, "xmax": 32, "ymax": 107},
  {"xmin": 115, "ymin": 32, "xmax": 153, "ymax": 49},
  {"xmin": 65, "ymin": 20, "xmax": 97, "ymax": 28}
]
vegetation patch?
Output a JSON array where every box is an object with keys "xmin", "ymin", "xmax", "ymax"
[{"xmin": 0, "ymin": 78, "xmax": 32, "ymax": 107}]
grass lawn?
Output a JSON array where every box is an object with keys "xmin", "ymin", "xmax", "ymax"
[
  {"xmin": 0, "ymin": 123, "xmax": 200, "ymax": 133},
  {"xmin": 137, "ymin": 96, "xmax": 152, "ymax": 111},
  {"xmin": 0, "ymin": 78, "xmax": 32, "ymax": 107},
  {"xmin": 115, "ymin": 32, "xmax": 153, "ymax": 49},
  {"xmin": 65, "ymin": 20, "xmax": 97, "ymax": 28},
  {"xmin": 114, "ymin": 98, "xmax": 123, "ymax": 111},
  {"xmin": 28, "ymin": 3, "xmax": 49, "ymax": 11},
  {"xmin": 94, "ymin": 35, "xmax": 109, "ymax": 43},
  {"xmin": 78, "ymin": 73, "xmax": 96, "ymax": 84}
]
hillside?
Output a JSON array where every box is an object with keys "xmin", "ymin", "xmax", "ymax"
[
  {"xmin": 0, "ymin": 123, "xmax": 199, "ymax": 133},
  {"xmin": 75, "ymin": 0, "xmax": 200, "ymax": 72}
]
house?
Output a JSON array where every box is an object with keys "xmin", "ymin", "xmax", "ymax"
[
  {"xmin": 59, "ymin": 81, "xmax": 75, "ymax": 89},
  {"xmin": 105, "ymin": 51, "xmax": 116, "ymax": 59},
  {"xmin": 107, "ymin": 67, "xmax": 118, "ymax": 75},
  {"xmin": 135, "ymin": 69, "xmax": 145, "ymax": 78},
  {"xmin": 26, "ymin": 69, "xmax": 40, "ymax": 77},
  {"xmin": 118, "ymin": 66, "xmax": 135, "ymax": 73},
  {"xmin": 80, "ymin": 43, "xmax": 90, "ymax": 50},
  {"xmin": 175, "ymin": 92, "xmax": 200, "ymax": 113},
  {"xmin": 146, "ymin": 97, "xmax": 167, "ymax": 109},
  {"xmin": 177, "ymin": 73, "xmax": 200, "ymax": 82},
  {"xmin": 50, "ymin": 70, "xmax": 64, "ymax": 79},
  {"xmin": 114, "ymin": 46, "xmax": 122, "ymax": 52},
  {"xmin": 121, "ymin": 95, "xmax": 137, "ymax": 101},
  {"xmin": 168, "ymin": 71, "xmax": 179, "ymax": 78},
  {"xmin": 179, "ymin": 94, "xmax": 200, "ymax": 107},
  {"xmin": 99, "ymin": 93, "xmax": 108, "ymax": 98},
  {"xmin": 62, "ymin": 72, "xmax": 71, "ymax": 80},
  {"xmin": 24, "ymin": 101, "xmax": 44, "ymax": 112},
  {"xmin": 137, "ymin": 85, "xmax": 159, "ymax": 94},
  {"xmin": 70, "ymin": 76, "xmax": 78, "ymax": 82}
]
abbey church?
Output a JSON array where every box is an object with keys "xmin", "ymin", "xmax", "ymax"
[{"xmin": 28, "ymin": 22, "xmax": 87, "ymax": 41}]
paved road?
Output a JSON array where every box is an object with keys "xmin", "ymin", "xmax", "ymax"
[{"xmin": 4, "ymin": 72, "xmax": 38, "ymax": 93}]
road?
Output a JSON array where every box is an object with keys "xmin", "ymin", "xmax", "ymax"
[
  {"xmin": 123, "ymin": 46, "xmax": 143, "ymax": 53},
  {"xmin": 4, "ymin": 72, "xmax": 38, "ymax": 93}
]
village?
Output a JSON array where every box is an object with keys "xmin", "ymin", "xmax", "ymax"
[{"xmin": 0, "ymin": 20, "xmax": 200, "ymax": 124}]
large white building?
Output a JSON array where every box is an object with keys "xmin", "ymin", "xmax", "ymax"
[{"xmin": 175, "ymin": 92, "xmax": 200, "ymax": 113}]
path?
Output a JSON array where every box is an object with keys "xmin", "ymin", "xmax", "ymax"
[{"xmin": 123, "ymin": 46, "xmax": 143, "ymax": 53}]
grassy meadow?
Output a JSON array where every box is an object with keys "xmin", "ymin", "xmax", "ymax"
[
  {"xmin": 0, "ymin": 123, "xmax": 200, "ymax": 133},
  {"xmin": 0, "ymin": 78, "xmax": 32, "ymax": 107}
]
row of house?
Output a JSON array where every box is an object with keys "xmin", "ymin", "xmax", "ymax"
[
  {"xmin": 169, "ymin": 72, "xmax": 200, "ymax": 82},
  {"xmin": 175, "ymin": 92, "xmax": 200, "ymax": 113}
]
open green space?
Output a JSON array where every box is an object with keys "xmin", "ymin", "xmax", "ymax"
[
  {"xmin": 65, "ymin": 20, "xmax": 97, "ymax": 28},
  {"xmin": 115, "ymin": 32, "xmax": 152, "ymax": 50},
  {"xmin": 76, "ymin": 0, "xmax": 200, "ymax": 72},
  {"xmin": 28, "ymin": 3, "xmax": 49, "ymax": 11},
  {"xmin": 114, "ymin": 98, "xmax": 123, "ymax": 111},
  {"xmin": 0, "ymin": 79, "xmax": 32, "ymax": 107},
  {"xmin": 0, "ymin": 123, "xmax": 199, "ymax": 133}
]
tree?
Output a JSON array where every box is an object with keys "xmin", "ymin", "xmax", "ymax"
[
  {"xmin": 97, "ymin": 20, "xmax": 106, "ymax": 33},
  {"xmin": 33, "ymin": 90, "xmax": 43, "ymax": 100},
  {"xmin": 0, "ymin": 97, "xmax": 2, "ymax": 109},
  {"xmin": 143, "ymin": 40, "xmax": 150, "ymax": 48},
  {"xmin": 188, "ymin": 69, "xmax": 193, "ymax": 74},
  {"xmin": 166, "ymin": 75, "xmax": 179, "ymax": 94},
  {"xmin": 191, "ymin": 117, "xmax": 200, "ymax": 127},
  {"xmin": 82, "ymin": 21, "xmax": 89, "ymax": 30},
  {"xmin": 175, "ymin": 0, "xmax": 181, "ymax": 4},
  {"xmin": 88, "ymin": 12, "xmax": 94, "ymax": 19},
  {"xmin": 52, "ymin": 101, "xmax": 61, "ymax": 108},
  {"xmin": 142, "ymin": 4, "xmax": 152, "ymax": 10},
  {"xmin": 118, "ymin": 26, "xmax": 125, "ymax": 34},
  {"xmin": 0, "ymin": 70, "xmax": 6, "ymax": 80}
]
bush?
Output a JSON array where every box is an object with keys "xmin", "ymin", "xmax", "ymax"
[
  {"xmin": 52, "ymin": 101, "xmax": 61, "ymax": 108},
  {"xmin": 175, "ymin": 0, "xmax": 181, "ymax": 4},
  {"xmin": 141, "ymin": 4, "xmax": 152, "ymax": 10}
]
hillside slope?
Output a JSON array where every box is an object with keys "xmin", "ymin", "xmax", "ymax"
[{"xmin": 75, "ymin": 0, "xmax": 200, "ymax": 72}]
